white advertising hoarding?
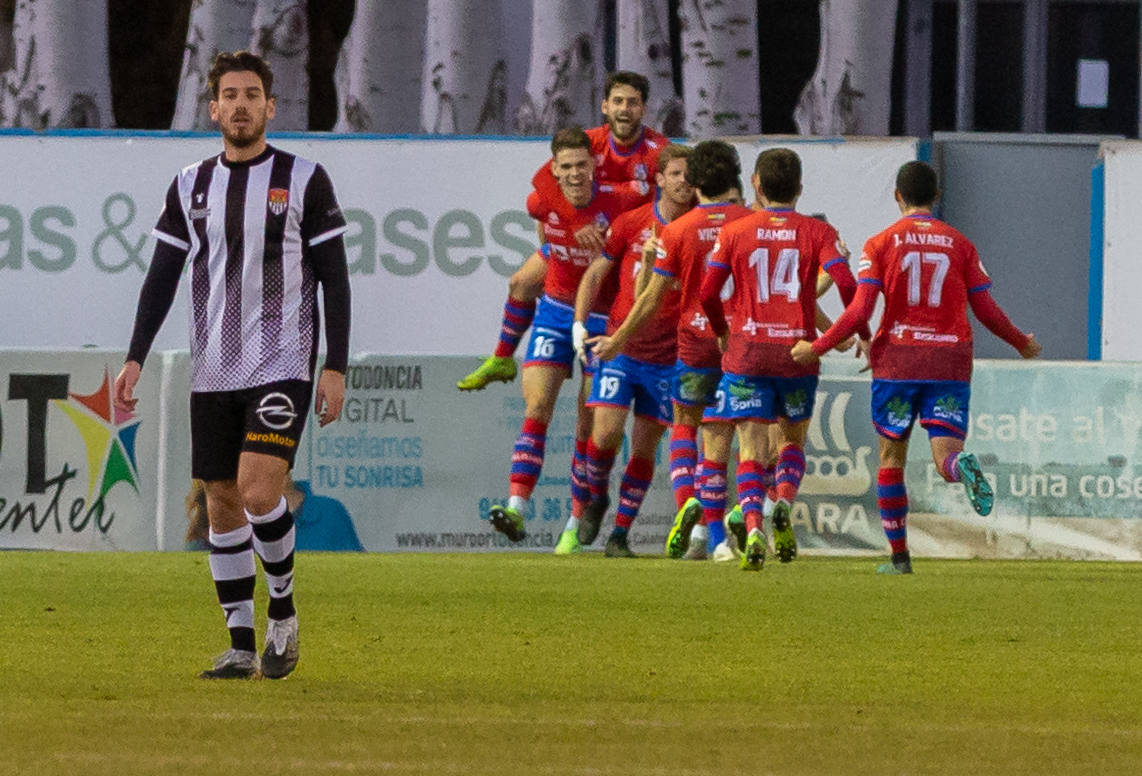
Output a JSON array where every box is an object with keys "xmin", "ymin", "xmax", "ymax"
[{"xmin": 0, "ymin": 132, "xmax": 917, "ymax": 354}]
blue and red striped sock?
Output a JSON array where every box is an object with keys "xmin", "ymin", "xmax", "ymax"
[
  {"xmin": 614, "ymin": 456, "xmax": 654, "ymax": 531},
  {"xmin": 775, "ymin": 444, "xmax": 806, "ymax": 503},
  {"xmin": 585, "ymin": 439, "xmax": 617, "ymax": 501},
  {"xmin": 668, "ymin": 423, "xmax": 699, "ymax": 508},
  {"xmin": 508, "ymin": 417, "xmax": 547, "ymax": 500},
  {"xmin": 941, "ymin": 452, "xmax": 961, "ymax": 482},
  {"xmin": 736, "ymin": 460, "xmax": 766, "ymax": 535},
  {"xmin": 493, "ymin": 296, "xmax": 536, "ymax": 358},
  {"xmin": 698, "ymin": 459, "xmax": 727, "ymax": 527},
  {"xmin": 877, "ymin": 467, "xmax": 909, "ymax": 555},
  {"xmin": 570, "ymin": 438, "xmax": 590, "ymax": 517}
]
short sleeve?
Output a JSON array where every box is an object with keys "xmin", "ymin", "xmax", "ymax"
[
  {"xmin": 152, "ymin": 177, "xmax": 190, "ymax": 252},
  {"xmin": 301, "ymin": 164, "xmax": 349, "ymax": 247}
]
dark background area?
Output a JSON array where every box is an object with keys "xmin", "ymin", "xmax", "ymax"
[{"xmin": 0, "ymin": 1, "xmax": 1137, "ymax": 136}]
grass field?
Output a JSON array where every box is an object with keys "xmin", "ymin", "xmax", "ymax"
[{"xmin": 2, "ymin": 551, "xmax": 1141, "ymax": 775}]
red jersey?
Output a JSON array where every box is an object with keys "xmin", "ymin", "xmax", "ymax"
[
  {"xmin": 531, "ymin": 124, "xmax": 668, "ymax": 209},
  {"xmin": 601, "ymin": 201, "xmax": 687, "ymax": 365},
  {"xmin": 654, "ymin": 203, "xmax": 754, "ymax": 367},
  {"xmin": 858, "ymin": 214, "xmax": 992, "ymax": 381},
  {"xmin": 527, "ymin": 184, "xmax": 645, "ymax": 308},
  {"xmin": 706, "ymin": 209, "xmax": 847, "ymax": 377}
]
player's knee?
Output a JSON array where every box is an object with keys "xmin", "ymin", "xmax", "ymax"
[{"xmin": 508, "ymin": 272, "xmax": 541, "ymax": 300}]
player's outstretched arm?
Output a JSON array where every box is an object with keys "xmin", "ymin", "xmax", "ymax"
[
  {"xmin": 573, "ymin": 256, "xmax": 613, "ymax": 362},
  {"xmin": 967, "ymin": 289, "xmax": 1038, "ymax": 356},
  {"xmin": 596, "ymin": 272, "xmax": 669, "ymax": 363}
]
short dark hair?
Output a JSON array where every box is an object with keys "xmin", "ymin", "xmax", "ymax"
[
  {"xmin": 208, "ymin": 50, "xmax": 274, "ymax": 99},
  {"xmin": 685, "ymin": 140, "xmax": 741, "ymax": 198},
  {"xmin": 551, "ymin": 126, "xmax": 591, "ymax": 156},
  {"xmin": 754, "ymin": 148, "xmax": 801, "ymax": 203},
  {"xmin": 604, "ymin": 71, "xmax": 650, "ymax": 102},
  {"xmin": 896, "ymin": 161, "xmax": 939, "ymax": 207},
  {"xmin": 656, "ymin": 143, "xmax": 691, "ymax": 173}
]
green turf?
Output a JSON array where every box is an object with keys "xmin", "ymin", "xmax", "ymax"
[{"xmin": 2, "ymin": 552, "xmax": 1141, "ymax": 775}]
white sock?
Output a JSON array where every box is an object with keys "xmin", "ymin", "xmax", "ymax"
[
  {"xmin": 508, "ymin": 495, "xmax": 528, "ymax": 514},
  {"xmin": 563, "ymin": 516, "xmax": 580, "ymax": 533},
  {"xmin": 690, "ymin": 523, "xmax": 709, "ymax": 545}
]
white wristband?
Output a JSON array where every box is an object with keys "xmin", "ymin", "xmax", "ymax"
[{"xmin": 572, "ymin": 321, "xmax": 587, "ymax": 357}]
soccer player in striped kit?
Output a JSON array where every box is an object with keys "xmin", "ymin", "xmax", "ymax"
[
  {"xmin": 114, "ymin": 51, "xmax": 351, "ymax": 678},
  {"xmin": 792, "ymin": 161, "xmax": 1041, "ymax": 574}
]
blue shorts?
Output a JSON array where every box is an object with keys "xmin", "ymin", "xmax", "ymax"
[
  {"xmin": 587, "ymin": 354, "xmax": 673, "ymax": 424},
  {"xmin": 671, "ymin": 360, "xmax": 721, "ymax": 408},
  {"xmin": 871, "ymin": 379, "xmax": 970, "ymax": 440},
  {"xmin": 524, "ymin": 295, "xmax": 607, "ymax": 375},
  {"xmin": 706, "ymin": 372, "xmax": 819, "ymax": 424}
]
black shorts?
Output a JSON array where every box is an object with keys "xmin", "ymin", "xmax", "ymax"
[{"xmin": 190, "ymin": 379, "xmax": 313, "ymax": 481}]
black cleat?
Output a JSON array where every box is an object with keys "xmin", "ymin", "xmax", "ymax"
[
  {"xmin": 577, "ymin": 494, "xmax": 609, "ymax": 545},
  {"xmin": 604, "ymin": 531, "xmax": 636, "ymax": 558}
]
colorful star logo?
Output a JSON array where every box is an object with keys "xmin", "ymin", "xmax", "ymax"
[{"xmin": 53, "ymin": 368, "xmax": 141, "ymax": 503}]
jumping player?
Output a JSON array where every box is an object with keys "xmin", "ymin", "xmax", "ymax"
[
  {"xmin": 487, "ymin": 127, "xmax": 646, "ymax": 542},
  {"xmin": 458, "ymin": 71, "xmax": 669, "ymax": 391}
]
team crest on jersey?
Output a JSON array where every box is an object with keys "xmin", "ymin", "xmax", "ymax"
[
  {"xmin": 594, "ymin": 213, "xmax": 610, "ymax": 230},
  {"xmin": 267, "ymin": 188, "xmax": 289, "ymax": 216},
  {"xmin": 769, "ymin": 216, "xmax": 787, "ymax": 225},
  {"xmin": 633, "ymin": 163, "xmax": 647, "ymax": 180}
]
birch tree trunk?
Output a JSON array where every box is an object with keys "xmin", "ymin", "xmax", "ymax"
[
  {"xmin": 421, "ymin": 0, "xmax": 508, "ymax": 134},
  {"xmin": 334, "ymin": 0, "xmax": 426, "ymax": 133},
  {"xmin": 515, "ymin": 0, "xmax": 605, "ymax": 135},
  {"xmin": 794, "ymin": 0, "xmax": 898, "ymax": 136},
  {"xmin": 0, "ymin": 0, "xmax": 112, "ymax": 128},
  {"xmin": 677, "ymin": 0, "xmax": 760, "ymax": 136},
  {"xmin": 616, "ymin": 0, "xmax": 683, "ymax": 136},
  {"xmin": 171, "ymin": 0, "xmax": 256, "ymax": 131},
  {"xmin": 249, "ymin": 0, "xmax": 308, "ymax": 130}
]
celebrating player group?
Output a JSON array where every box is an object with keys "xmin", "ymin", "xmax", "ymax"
[{"xmin": 464, "ymin": 70, "xmax": 1041, "ymax": 574}]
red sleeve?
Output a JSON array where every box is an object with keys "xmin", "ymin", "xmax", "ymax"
[
  {"xmin": 699, "ymin": 262, "xmax": 732, "ymax": 337},
  {"xmin": 969, "ymin": 289, "xmax": 1030, "ymax": 351},
  {"xmin": 823, "ymin": 259, "xmax": 872, "ymax": 341},
  {"xmin": 603, "ymin": 213, "xmax": 633, "ymax": 260},
  {"xmin": 812, "ymin": 282, "xmax": 879, "ymax": 355},
  {"xmin": 526, "ymin": 190, "xmax": 547, "ymax": 221},
  {"xmin": 531, "ymin": 160, "xmax": 559, "ymax": 202}
]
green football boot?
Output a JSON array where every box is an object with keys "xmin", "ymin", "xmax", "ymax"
[
  {"xmin": 553, "ymin": 529, "xmax": 580, "ymax": 555},
  {"xmin": 725, "ymin": 504, "xmax": 746, "ymax": 553},
  {"xmin": 740, "ymin": 530, "xmax": 766, "ymax": 571},
  {"xmin": 771, "ymin": 500, "xmax": 797, "ymax": 563},
  {"xmin": 665, "ymin": 497, "xmax": 702, "ymax": 559},
  {"xmin": 457, "ymin": 356, "xmax": 517, "ymax": 391},
  {"xmin": 489, "ymin": 505, "xmax": 526, "ymax": 542}
]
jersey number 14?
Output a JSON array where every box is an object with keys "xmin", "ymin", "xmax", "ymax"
[{"xmin": 748, "ymin": 248, "xmax": 801, "ymax": 302}]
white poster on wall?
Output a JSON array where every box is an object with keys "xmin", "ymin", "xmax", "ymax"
[
  {"xmin": 0, "ymin": 133, "xmax": 917, "ymax": 356},
  {"xmin": 0, "ymin": 349, "xmax": 159, "ymax": 550},
  {"xmin": 1097, "ymin": 140, "xmax": 1142, "ymax": 361}
]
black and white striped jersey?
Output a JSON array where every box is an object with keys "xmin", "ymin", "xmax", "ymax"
[{"xmin": 145, "ymin": 145, "xmax": 349, "ymax": 392}]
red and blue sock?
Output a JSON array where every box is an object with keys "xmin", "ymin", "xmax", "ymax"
[
  {"xmin": 698, "ymin": 459, "xmax": 727, "ymax": 549},
  {"xmin": 668, "ymin": 423, "xmax": 699, "ymax": 508},
  {"xmin": 941, "ymin": 451, "xmax": 961, "ymax": 482},
  {"xmin": 570, "ymin": 438, "xmax": 590, "ymax": 517},
  {"xmin": 775, "ymin": 444, "xmax": 806, "ymax": 503},
  {"xmin": 493, "ymin": 295, "xmax": 536, "ymax": 359},
  {"xmin": 508, "ymin": 417, "xmax": 547, "ymax": 500},
  {"xmin": 585, "ymin": 439, "xmax": 617, "ymax": 501},
  {"xmin": 614, "ymin": 456, "xmax": 654, "ymax": 533},
  {"xmin": 737, "ymin": 460, "xmax": 766, "ymax": 535},
  {"xmin": 877, "ymin": 467, "xmax": 909, "ymax": 555}
]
